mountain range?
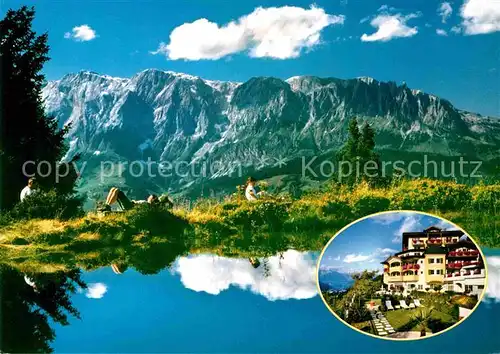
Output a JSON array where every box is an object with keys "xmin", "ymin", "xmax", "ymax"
[
  {"xmin": 41, "ymin": 69, "xmax": 500, "ymax": 202},
  {"xmin": 318, "ymin": 269, "xmax": 354, "ymax": 291}
]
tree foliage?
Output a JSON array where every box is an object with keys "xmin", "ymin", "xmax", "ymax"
[
  {"xmin": 0, "ymin": 6, "xmax": 79, "ymax": 211},
  {"xmin": 338, "ymin": 118, "xmax": 380, "ymax": 185},
  {"xmin": 0, "ymin": 265, "xmax": 86, "ymax": 353}
]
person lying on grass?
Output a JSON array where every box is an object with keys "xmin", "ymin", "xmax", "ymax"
[{"xmin": 100, "ymin": 187, "xmax": 173, "ymax": 212}]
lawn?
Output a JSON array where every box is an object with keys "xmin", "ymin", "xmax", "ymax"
[
  {"xmin": 351, "ymin": 320, "xmax": 375, "ymax": 334},
  {"xmin": 384, "ymin": 308, "xmax": 455, "ymax": 333}
]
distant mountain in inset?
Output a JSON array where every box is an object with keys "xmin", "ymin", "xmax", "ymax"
[{"xmin": 318, "ymin": 269, "xmax": 354, "ymax": 291}]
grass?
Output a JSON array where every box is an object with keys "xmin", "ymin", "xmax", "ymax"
[
  {"xmin": 351, "ymin": 320, "xmax": 374, "ymax": 334},
  {"xmin": 384, "ymin": 308, "xmax": 455, "ymax": 333},
  {"xmin": 1, "ymin": 178, "xmax": 499, "ymax": 273}
]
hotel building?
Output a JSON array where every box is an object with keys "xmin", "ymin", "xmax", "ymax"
[{"xmin": 382, "ymin": 226, "xmax": 486, "ymax": 297}]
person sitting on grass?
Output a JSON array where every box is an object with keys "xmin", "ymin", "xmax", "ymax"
[
  {"xmin": 20, "ymin": 177, "xmax": 37, "ymax": 202},
  {"xmin": 245, "ymin": 177, "xmax": 259, "ymax": 201},
  {"xmin": 245, "ymin": 177, "xmax": 268, "ymax": 201}
]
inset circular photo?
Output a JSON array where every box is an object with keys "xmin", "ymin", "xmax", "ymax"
[{"xmin": 317, "ymin": 211, "xmax": 488, "ymax": 341}]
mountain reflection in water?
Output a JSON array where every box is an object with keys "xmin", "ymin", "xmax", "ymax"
[{"xmin": 1, "ymin": 251, "xmax": 499, "ymax": 353}]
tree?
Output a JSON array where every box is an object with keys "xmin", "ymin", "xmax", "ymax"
[
  {"xmin": 341, "ymin": 118, "xmax": 361, "ymax": 159},
  {"xmin": 0, "ymin": 6, "xmax": 78, "ymax": 211},
  {"xmin": 0, "ymin": 265, "xmax": 86, "ymax": 353},
  {"xmin": 360, "ymin": 122, "xmax": 376, "ymax": 159},
  {"xmin": 337, "ymin": 118, "xmax": 380, "ymax": 185},
  {"xmin": 411, "ymin": 307, "xmax": 434, "ymax": 337}
]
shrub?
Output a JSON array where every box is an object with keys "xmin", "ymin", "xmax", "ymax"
[
  {"xmin": 127, "ymin": 204, "xmax": 188, "ymax": 237},
  {"xmin": 321, "ymin": 200, "xmax": 353, "ymax": 219},
  {"xmin": 380, "ymin": 301, "xmax": 388, "ymax": 312},
  {"xmin": 225, "ymin": 200, "xmax": 289, "ymax": 231},
  {"xmin": 352, "ymin": 196, "xmax": 391, "ymax": 217},
  {"xmin": 9, "ymin": 190, "xmax": 83, "ymax": 220},
  {"xmin": 470, "ymin": 184, "xmax": 500, "ymax": 211},
  {"xmin": 390, "ymin": 179, "xmax": 471, "ymax": 211}
]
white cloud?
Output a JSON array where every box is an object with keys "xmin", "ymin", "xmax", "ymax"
[
  {"xmin": 343, "ymin": 254, "xmax": 371, "ymax": 263},
  {"xmin": 361, "ymin": 12, "xmax": 420, "ymax": 42},
  {"xmin": 460, "ymin": 0, "xmax": 500, "ymax": 35},
  {"xmin": 343, "ymin": 248, "xmax": 397, "ymax": 264},
  {"xmin": 392, "ymin": 215, "xmax": 424, "ymax": 243},
  {"xmin": 174, "ymin": 250, "xmax": 317, "ymax": 301},
  {"xmin": 378, "ymin": 5, "xmax": 397, "ymax": 12},
  {"xmin": 486, "ymin": 256, "xmax": 500, "ymax": 302},
  {"xmin": 64, "ymin": 25, "xmax": 97, "ymax": 42},
  {"xmin": 152, "ymin": 5, "xmax": 345, "ymax": 60},
  {"xmin": 371, "ymin": 211, "xmax": 414, "ymax": 225},
  {"xmin": 438, "ymin": 2, "xmax": 453, "ymax": 23},
  {"xmin": 436, "ymin": 28, "xmax": 449, "ymax": 36},
  {"xmin": 85, "ymin": 283, "xmax": 107, "ymax": 299}
]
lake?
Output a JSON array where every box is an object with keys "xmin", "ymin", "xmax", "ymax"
[
  {"xmin": 52, "ymin": 250, "xmax": 500, "ymax": 352},
  {"xmin": 2, "ymin": 249, "xmax": 499, "ymax": 353}
]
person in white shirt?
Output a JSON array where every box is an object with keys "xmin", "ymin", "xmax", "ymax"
[
  {"xmin": 20, "ymin": 178, "xmax": 36, "ymax": 202},
  {"xmin": 245, "ymin": 177, "xmax": 259, "ymax": 201}
]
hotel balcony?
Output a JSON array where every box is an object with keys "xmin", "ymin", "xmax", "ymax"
[
  {"xmin": 446, "ymin": 268, "xmax": 485, "ymax": 281},
  {"xmin": 402, "ymin": 274, "xmax": 419, "ymax": 282},
  {"xmin": 426, "ymin": 238, "xmax": 443, "ymax": 245},
  {"xmin": 402, "ymin": 264, "xmax": 420, "ymax": 271},
  {"xmin": 400, "ymin": 251, "xmax": 424, "ymax": 258},
  {"xmin": 446, "ymin": 260, "xmax": 482, "ymax": 269},
  {"xmin": 385, "ymin": 275, "xmax": 403, "ymax": 282},
  {"xmin": 448, "ymin": 250, "xmax": 480, "ymax": 258},
  {"xmin": 427, "ymin": 275, "xmax": 445, "ymax": 283},
  {"xmin": 389, "ymin": 265, "xmax": 402, "ymax": 272}
]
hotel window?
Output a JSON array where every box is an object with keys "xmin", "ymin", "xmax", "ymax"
[
  {"xmin": 436, "ymin": 258, "xmax": 443, "ymax": 264},
  {"xmin": 428, "ymin": 270, "xmax": 435, "ymax": 275},
  {"xmin": 429, "ymin": 259, "xmax": 435, "ymax": 264},
  {"xmin": 418, "ymin": 285, "xmax": 423, "ymax": 290},
  {"xmin": 478, "ymin": 285, "xmax": 485, "ymax": 290}
]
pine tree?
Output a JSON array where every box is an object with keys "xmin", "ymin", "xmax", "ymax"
[
  {"xmin": 338, "ymin": 118, "xmax": 380, "ymax": 185},
  {"xmin": 342, "ymin": 118, "xmax": 361, "ymax": 159},
  {"xmin": 337, "ymin": 118, "xmax": 361, "ymax": 184},
  {"xmin": 0, "ymin": 6, "xmax": 78, "ymax": 210},
  {"xmin": 360, "ymin": 122, "xmax": 375, "ymax": 158}
]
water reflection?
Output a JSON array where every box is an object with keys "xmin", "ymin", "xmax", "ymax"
[
  {"xmin": 0, "ymin": 266, "xmax": 86, "ymax": 353},
  {"xmin": 1, "ymin": 251, "xmax": 500, "ymax": 353},
  {"xmin": 173, "ymin": 250, "xmax": 319, "ymax": 300}
]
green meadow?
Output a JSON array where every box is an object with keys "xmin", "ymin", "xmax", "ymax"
[{"xmin": 1, "ymin": 178, "xmax": 499, "ymax": 274}]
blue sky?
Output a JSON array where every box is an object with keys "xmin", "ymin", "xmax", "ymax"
[
  {"xmin": 1, "ymin": 0, "xmax": 499, "ymax": 116},
  {"xmin": 319, "ymin": 212, "xmax": 456, "ymax": 274}
]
